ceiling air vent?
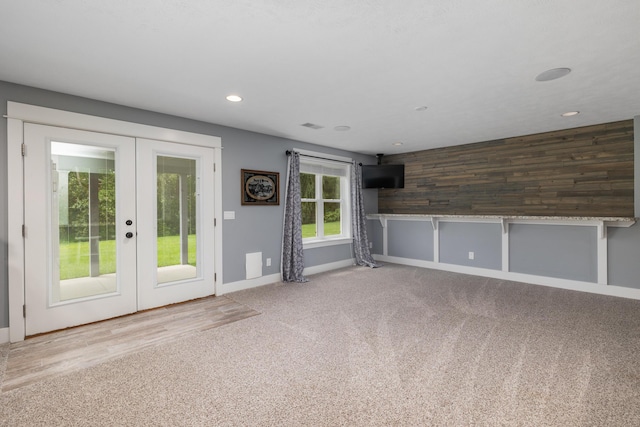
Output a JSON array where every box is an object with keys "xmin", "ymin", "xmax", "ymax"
[{"xmin": 301, "ymin": 122, "xmax": 323, "ymax": 130}]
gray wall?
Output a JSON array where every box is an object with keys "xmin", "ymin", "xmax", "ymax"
[
  {"xmin": 635, "ymin": 115, "xmax": 640, "ymax": 217},
  {"xmin": 387, "ymin": 220, "xmax": 434, "ymax": 261},
  {"xmin": 439, "ymin": 222, "xmax": 502, "ymax": 270},
  {"xmin": 368, "ymin": 217, "xmax": 384, "ymax": 256},
  {"xmin": 509, "ymin": 224, "xmax": 597, "ymax": 282},
  {"xmin": 0, "ymin": 80, "xmax": 377, "ymax": 328},
  {"xmin": 370, "ymin": 218, "xmax": 640, "ymax": 290},
  {"xmin": 304, "ymin": 243, "xmax": 353, "ymax": 268},
  {"xmin": 608, "ymin": 223, "xmax": 640, "ymax": 289}
]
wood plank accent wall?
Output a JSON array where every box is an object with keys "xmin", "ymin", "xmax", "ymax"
[{"xmin": 379, "ymin": 120, "xmax": 634, "ymax": 217}]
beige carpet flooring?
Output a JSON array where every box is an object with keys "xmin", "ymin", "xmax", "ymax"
[
  {"xmin": 1, "ymin": 264, "xmax": 640, "ymax": 426},
  {"xmin": 2, "ymin": 296, "xmax": 260, "ymax": 392}
]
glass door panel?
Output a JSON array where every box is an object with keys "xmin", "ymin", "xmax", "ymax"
[
  {"xmin": 23, "ymin": 125, "xmax": 215, "ymax": 336},
  {"xmin": 136, "ymin": 138, "xmax": 214, "ymax": 311},
  {"xmin": 24, "ymin": 124, "xmax": 137, "ymax": 336},
  {"xmin": 52, "ymin": 142, "xmax": 118, "ymax": 302},
  {"xmin": 156, "ymin": 156, "xmax": 198, "ymax": 284}
]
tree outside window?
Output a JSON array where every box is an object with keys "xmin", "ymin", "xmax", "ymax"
[{"xmin": 300, "ymin": 162, "xmax": 349, "ymax": 241}]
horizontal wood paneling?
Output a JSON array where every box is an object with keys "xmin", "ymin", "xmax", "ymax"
[{"xmin": 379, "ymin": 120, "xmax": 634, "ymax": 217}]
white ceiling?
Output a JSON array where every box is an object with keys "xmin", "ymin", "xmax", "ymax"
[{"xmin": 2, "ymin": 1, "xmax": 640, "ymax": 155}]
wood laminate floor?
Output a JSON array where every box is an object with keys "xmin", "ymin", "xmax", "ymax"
[{"xmin": 2, "ymin": 296, "xmax": 260, "ymax": 392}]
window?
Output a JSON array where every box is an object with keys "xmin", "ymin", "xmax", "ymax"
[{"xmin": 299, "ymin": 155, "xmax": 351, "ymax": 246}]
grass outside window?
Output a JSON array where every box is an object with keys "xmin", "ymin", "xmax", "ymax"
[
  {"xmin": 58, "ymin": 235, "xmax": 196, "ymax": 280},
  {"xmin": 302, "ymin": 221, "xmax": 340, "ymax": 239}
]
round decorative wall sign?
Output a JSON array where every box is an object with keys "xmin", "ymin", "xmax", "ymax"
[{"xmin": 246, "ymin": 175, "xmax": 275, "ymax": 200}]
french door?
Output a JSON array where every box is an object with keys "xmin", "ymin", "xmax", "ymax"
[
  {"xmin": 23, "ymin": 124, "xmax": 215, "ymax": 336},
  {"xmin": 136, "ymin": 138, "xmax": 214, "ymax": 310}
]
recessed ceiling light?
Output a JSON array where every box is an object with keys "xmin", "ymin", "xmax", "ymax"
[
  {"xmin": 414, "ymin": 106, "xmax": 428, "ymax": 111},
  {"xmin": 535, "ymin": 68, "xmax": 572, "ymax": 82},
  {"xmin": 561, "ymin": 111, "xmax": 580, "ymax": 117},
  {"xmin": 225, "ymin": 94, "xmax": 243, "ymax": 102},
  {"xmin": 301, "ymin": 122, "xmax": 323, "ymax": 130},
  {"xmin": 392, "ymin": 141, "xmax": 403, "ymax": 146},
  {"xmin": 334, "ymin": 125, "xmax": 351, "ymax": 131}
]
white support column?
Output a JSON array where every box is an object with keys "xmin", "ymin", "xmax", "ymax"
[
  {"xmin": 501, "ymin": 219, "xmax": 510, "ymax": 272},
  {"xmin": 382, "ymin": 217, "xmax": 388, "ymax": 256},
  {"xmin": 433, "ymin": 218, "xmax": 440, "ymax": 263},
  {"xmin": 597, "ymin": 222, "xmax": 608, "ymax": 285}
]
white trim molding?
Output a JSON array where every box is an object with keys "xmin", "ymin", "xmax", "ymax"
[
  {"xmin": 220, "ymin": 273, "xmax": 283, "ymax": 295},
  {"xmin": 220, "ymin": 259, "xmax": 355, "ymax": 295},
  {"xmin": 374, "ymin": 255, "xmax": 640, "ymax": 301},
  {"xmin": 7, "ymin": 102, "xmax": 223, "ymax": 342},
  {"xmin": 7, "ymin": 102, "xmax": 221, "ymax": 148},
  {"xmin": 368, "ymin": 213, "xmax": 638, "ymax": 300},
  {"xmin": 303, "ymin": 237, "xmax": 352, "ymax": 249},
  {"xmin": 7, "ymin": 114, "xmax": 24, "ymax": 343},
  {"xmin": 302, "ymin": 258, "xmax": 355, "ymax": 276},
  {"xmin": 292, "ymin": 147, "xmax": 352, "ymax": 163}
]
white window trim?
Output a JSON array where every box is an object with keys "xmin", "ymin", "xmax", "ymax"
[
  {"xmin": 294, "ymin": 149, "xmax": 352, "ymax": 248},
  {"xmin": 294, "ymin": 148, "xmax": 352, "ymax": 163},
  {"xmin": 303, "ymin": 237, "xmax": 354, "ymax": 249}
]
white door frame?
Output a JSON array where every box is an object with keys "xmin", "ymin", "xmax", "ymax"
[
  {"xmin": 136, "ymin": 138, "xmax": 216, "ymax": 310},
  {"xmin": 7, "ymin": 102, "xmax": 223, "ymax": 343}
]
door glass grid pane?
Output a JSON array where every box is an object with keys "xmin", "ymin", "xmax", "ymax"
[
  {"xmin": 52, "ymin": 142, "xmax": 117, "ymax": 302},
  {"xmin": 156, "ymin": 156, "xmax": 198, "ymax": 284}
]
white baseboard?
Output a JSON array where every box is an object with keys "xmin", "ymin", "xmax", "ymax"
[
  {"xmin": 374, "ymin": 255, "xmax": 640, "ymax": 301},
  {"xmin": 219, "ymin": 272, "xmax": 282, "ymax": 295},
  {"xmin": 0, "ymin": 327, "xmax": 9, "ymax": 344},
  {"xmin": 303, "ymin": 258, "xmax": 355, "ymax": 276},
  {"xmin": 220, "ymin": 259, "xmax": 356, "ymax": 295}
]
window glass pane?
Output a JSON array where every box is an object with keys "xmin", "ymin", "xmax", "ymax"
[
  {"xmin": 322, "ymin": 176, "xmax": 340, "ymax": 199},
  {"xmin": 157, "ymin": 156, "xmax": 197, "ymax": 284},
  {"xmin": 324, "ymin": 202, "xmax": 341, "ymax": 236},
  {"xmin": 301, "ymin": 201, "xmax": 317, "ymax": 238},
  {"xmin": 300, "ymin": 173, "xmax": 316, "ymax": 199},
  {"xmin": 52, "ymin": 142, "xmax": 117, "ymax": 302}
]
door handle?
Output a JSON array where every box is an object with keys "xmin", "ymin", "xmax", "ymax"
[{"xmin": 125, "ymin": 232, "xmax": 134, "ymax": 238}]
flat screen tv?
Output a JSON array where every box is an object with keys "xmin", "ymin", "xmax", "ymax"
[{"xmin": 361, "ymin": 164, "xmax": 405, "ymax": 189}]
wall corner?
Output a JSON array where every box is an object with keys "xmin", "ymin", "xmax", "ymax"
[{"xmin": 635, "ymin": 115, "xmax": 640, "ymax": 217}]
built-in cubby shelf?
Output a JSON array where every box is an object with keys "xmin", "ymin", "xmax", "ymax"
[
  {"xmin": 366, "ymin": 213, "xmax": 639, "ymax": 300},
  {"xmin": 368, "ymin": 214, "xmax": 636, "ymax": 236}
]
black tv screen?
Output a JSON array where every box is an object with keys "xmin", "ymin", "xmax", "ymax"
[{"xmin": 362, "ymin": 164, "xmax": 405, "ymax": 189}]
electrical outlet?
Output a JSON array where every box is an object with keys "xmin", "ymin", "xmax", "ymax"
[
  {"xmin": 468, "ymin": 251, "xmax": 475, "ymax": 260},
  {"xmin": 266, "ymin": 258, "xmax": 271, "ymax": 267}
]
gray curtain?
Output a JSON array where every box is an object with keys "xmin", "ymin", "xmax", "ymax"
[
  {"xmin": 281, "ymin": 151, "xmax": 308, "ymax": 282},
  {"xmin": 351, "ymin": 161, "xmax": 381, "ymax": 268}
]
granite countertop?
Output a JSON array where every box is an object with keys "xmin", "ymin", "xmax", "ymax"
[{"xmin": 367, "ymin": 213, "xmax": 637, "ymax": 222}]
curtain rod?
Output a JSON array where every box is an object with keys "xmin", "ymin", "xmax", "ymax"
[{"xmin": 285, "ymin": 150, "xmax": 356, "ymax": 165}]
